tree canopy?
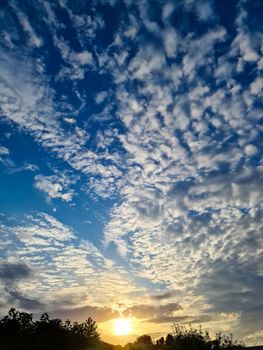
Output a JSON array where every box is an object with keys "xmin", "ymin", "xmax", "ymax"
[
  {"xmin": 0, "ymin": 309, "xmax": 245, "ymax": 350},
  {"xmin": 0, "ymin": 308, "xmax": 100, "ymax": 350},
  {"xmin": 124, "ymin": 325, "xmax": 244, "ymax": 350}
]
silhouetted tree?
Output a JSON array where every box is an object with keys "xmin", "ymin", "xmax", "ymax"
[
  {"xmin": 0, "ymin": 308, "xmax": 101, "ymax": 350},
  {"xmin": 124, "ymin": 342, "xmax": 136, "ymax": 350},
  {"xmin": 128, "ymin": 325, "xmax": 244, "ymax": 350},
  {"xmin": 212, "ymin": 332, "xmax": 244, "ymax": 350},
  {"xmin": 171, "ymin": 324, "xmax": 211, "ymax": 350},
  {"xmin": 156, "ymin": 336, "xmax": 165, "ymax": 348},
  {"xmin": 0, "ymin": 309, "xmax": 245, "ymax": 350},
  {"xmin": 170, "ymin": 324, "xmax": 244, "ymax": 350},
  {"xmin": 134, "ymin": 335, "xmax": 154, "ymax": 350},
  {"xmin": 165, "ymin": 334, "xmax": 175, "ymax": 348}
]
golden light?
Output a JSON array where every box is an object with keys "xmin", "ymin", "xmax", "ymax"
[{"xmin": 114, "ymin": 318, "xmax": 132, "ymax": 335}]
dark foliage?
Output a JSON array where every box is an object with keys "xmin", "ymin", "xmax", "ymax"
[
  {"xmin": 0, "ymin": 308, "xmax": 101, "ymax": 350},
  {"xmin": 153, "ymin": 325, "xmax": 244, "ymax": 350},
  {"xmin": 123, "ymin": 325, "xmax": 244, "ymax": 350},
  {"xmin": 0, "ymin": 309, "xmax": 245, "ymax": 350}
]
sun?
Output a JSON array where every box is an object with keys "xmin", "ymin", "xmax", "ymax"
[{"xmin": 114, "ymin": 318, "xmax": 132, "ymax": 336}]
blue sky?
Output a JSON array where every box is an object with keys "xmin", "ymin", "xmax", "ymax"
[{"xmin": 0, "ymin": 0, "xmax": 263, "ymax": 345}]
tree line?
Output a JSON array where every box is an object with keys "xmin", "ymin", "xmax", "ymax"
[
  {"xmin": 0, "ymin": 308, "xmax": 244, "ymax": 350},
  {"xmin": 122, "ymin": 325, "xmax": 244, "ymax": 350},
  {"xmin": 0, "ymin": 308, "xmax": 100, "ymax": 350}
]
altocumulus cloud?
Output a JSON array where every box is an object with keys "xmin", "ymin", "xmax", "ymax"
[
  {"xmin": 0, "ymin": 262, "xmax": 32, "ymax": 281},
  {"xmin": 0, "ymin": 213, "xmax": 136, "ymax": 313},
  {"xmin": 0, "ymin": 0, "xmax": 263, "ymax": 344},
  {"xmin": 34, "ymin": 174, "xmax": 75, "ymax": 203}
]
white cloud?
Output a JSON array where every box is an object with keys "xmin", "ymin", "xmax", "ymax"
[
  {"xmin": 250, "ymin": 77, "xmax": 263, "ymax": 95},
  {"xmin": 163, "ymin": 28, "xmax": 178, "ymax": 58},
  {"xmin": 0, "ymin": 44, "xmax": 122, "ymax": 197},
  {"xmin": 195, "ymin": 1, "xmax": 214, "ymax": 21},
  {"xmin": 34, "ymin": 174, "xmax": 74, "ymax": 202},
  {"xmin": 230, "ymin": 6, "xmax": 261, "ymax": 67},
  {"xmin": 10, "ymin": 3, "xmax": 42, "ymax": 48},
  {"xmin": 0, "ymin": 145, "xmax": 15, "ymax": 168},
  {"xmin": 129, "ymin": 46, "xmax": 166, "ymax": 79},
  {"xmin": 71, "ymin": 50, "xmax": 93, "ymax": 65},
  {"xmin": 58, "ymin": 49, "xmax": 94, "ymax": 80},
  {"xmin": 64, "ymin": 117, "xmax": 76, "ymax": 124},
  {"xmin": 162, "ymin": 3, "xmax": 175, "ymax": 23},
  {"xmin": 7, "ymin": 163, "xmax": 39, "ymax": 174},
  {"xmin": 1, "ymin": 0, "xmax": 263, "ymax": 341},
  {"xmin": 0, "ymin": 213, "xmax": 137, "ymax": 312},
  {"xmin": 0, "ymin": 146, "xmax": 9, "ymax": 155},
  {"xmin": 233, "ymin": 32, "xmax": 259, "ymax": 63},
  {"xmin": 59, "ymin": 2, "xmax": 105, "ymax": 45},
  {"xmin": 97, "ymin": 1, "xmax": 263, "ymax": 339},
  {"xmin": 95, "ymin": 91, "xmax": 108, "ymax": 104},
  {"xmin": 244, "ymin": 144, "xmax": 258, "ymax": 156}
]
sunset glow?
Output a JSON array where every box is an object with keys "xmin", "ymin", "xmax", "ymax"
[{"xmin": 114, "ymin": 318, "xmax": 132, "ymax": 336}]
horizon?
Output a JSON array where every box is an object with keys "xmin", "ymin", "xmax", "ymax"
[
  {"xmin": 0, "ymin": 0, "xmax": 263, "ymax": 346},
  {"xmin": 0, "ymin": 307, "xmax": 250, "ymax": 347}
]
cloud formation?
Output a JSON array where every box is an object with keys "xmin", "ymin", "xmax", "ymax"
[
  {"xmin": 0, "ymin": 213, "xmax": 136, "ymax": 314},
  {"xmin": 0, "ymin": 262, "xmax": 31, "ymax": 281},
  {"xmin": 34, "ymin": 174, "xmax": 74, "ymax": 202},
  {"xmin": 0, "ymin": 0, "xmax": 262, "ymax": 344}
]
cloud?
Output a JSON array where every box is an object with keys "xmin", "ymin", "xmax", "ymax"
[
  {"xmin": 0, "ymin": 145, "xmax": 14, "ymax": 168},
  {"xmin": 6, "ymin": 163, "xmax": 39, "ymax": 174},
  {"xmin": 244, "ymin": 144, "xmax": 258, "ymax": 156},
  {"xmin": 147, "ymin": 314, "xmax": 214, "ymax": 324},
  {"xmin": 0, "ymin": 262, "xmax": 31, "ymax": 281},
  {"xmin": 123, "ymin": 303, "xmax": 182, "ymax": 320},
  {"xmin": 163, "ymin": 28, "xmax": 178, "ymax": 58},
  {"xmin": 0, "ymin": 213, "xmax": 136, "ymax": 314},
  {"xmin": 151, "ymin": 292, "xmax": 174, "ymax": 301},
  {"xmin": 71, "ymin": 51, "xmax": 93, "ymax": 66},
  {"xmin": 101, "ymin": 0, "xmax": 263, "ymax": 340},
  {"xmin": 0, "ymin": 0, "xmax": 263, "ymax": 343},
  {"xmin": 51, "ymin": 305, "xmax": 119, "ymax": 323},
  {"xmin": 64, "ymin": 117, "xmax": 76, "ymax": 124},
  {"xmin": 10, "ymin": 2, "xmax": 43, "ymax": 48},
  {"xmin": 250, "ymin": 77, "xmax": 263, "ymax": 95},
  {"xmin": 162, "ymin": 3, "xmax": 175, "ymax": 23},
  {"xmin": 0, "ymin": 146, "xmax": 9, "ymax": 156},
  {"xmin": 0, "ymin": 41, "xmax": 123, "ymax": 198},
  {"xmin": 195, "ymin": 1, "xmax": 215, "ymax": 21},
  {"xmin": 0, "ymin": 144, "xmax": 38, "ymax": 173},
  {"xmin": 0, "ymin": 261, "xmax": 41, "ymax": 311},
  {"xmin": 95, "ymin": 91, "xmax": 108, "ymax": 104},
  {"xmin": 58, "ymin": 49, "xmax": 94, "ymax": 80},
  {"xmin": 59, "ymin": 1, "xmax": 105, "ymax": 45},
  {"xmin": 6, "ymin": 288, "xmax": 44, "ymax": 310},
  {"xmin": 34, "ymin": 174, "xmax": 75, "ymax": 202},
  {"xmin": 147, "ymin": 315, "xmax": 189, "ymax": 324}
]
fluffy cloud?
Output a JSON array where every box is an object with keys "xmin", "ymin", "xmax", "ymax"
[
  {"xmin": 0, "ymin": 262, "xmax": 31, "ymax": 281},
  {"xmin": 151, "ymin": 292, "xmax": 174, "ymax": 301},
  {"xmin": 6, "ymin": 288, "xmax": 44, "ymax": 310},
  {"xmin": 0, "ymin": 213, "xmax": 136, "ymax": 314},
  {"xmin": 244, "ymin": 144, "xmax": 258, "ymax": 156},
  {"xmin": 0, "ymin": 145, "xmax": 13, "ymax": 167},
  {"xmin": 0, "ymin": 44, "xmax": 122, "ymax": 197},
  {"xmin": 0, "ymin": 146, "xmax": 9, "ymax": 156},
  {"xmin": 34, "ymin": 174, "xmax": 74, "ymax": 202},
  {"xmin": 51, "ymin": 305, "xmax": 119, "ymax": 323},
  {"xmin": 100, "ymin": 0, "xmax": 263, "ymax": 340},
  {"xmin": 0, "ymin": 0, "xmax": 263, "ymax": 343}
]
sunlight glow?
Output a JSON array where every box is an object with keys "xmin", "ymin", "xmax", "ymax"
[{"xmin": 114, "ymin": 318, "xmax": 132, "ymax": 336}]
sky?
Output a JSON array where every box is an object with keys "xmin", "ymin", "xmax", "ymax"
[{"xmin": 0, "ymin": 0, "xmax": 263, "ymax": 345}]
